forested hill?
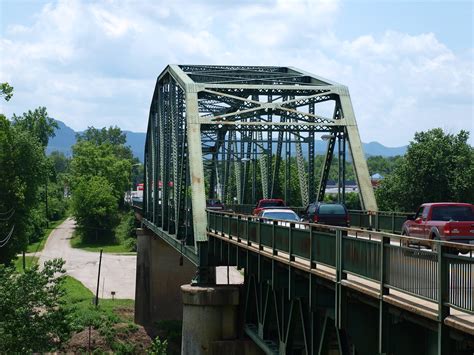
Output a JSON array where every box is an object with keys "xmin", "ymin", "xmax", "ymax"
[{"xmin": 47, "ymin": 119, "xmax": 407, "ymax": 161}]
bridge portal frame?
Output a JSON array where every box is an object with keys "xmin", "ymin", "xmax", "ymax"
[{"xmin": 143, "ymin": 65, "xmax": 377, "ymax": 274}]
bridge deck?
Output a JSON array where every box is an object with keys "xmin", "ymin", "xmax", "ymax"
[{"xmin": 207, "ymin": 210, "xmax": 474, "ymax": 337}]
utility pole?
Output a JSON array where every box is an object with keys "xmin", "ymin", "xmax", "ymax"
[{"xmin": 95, "ymin": 249, "xmax": 103, "ymax": 307}]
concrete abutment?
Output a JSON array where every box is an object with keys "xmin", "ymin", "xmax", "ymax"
[{"xmin": 135, "ymin": 228, "xmax": 196, "ymax": 325}]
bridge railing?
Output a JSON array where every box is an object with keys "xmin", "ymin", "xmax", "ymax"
[
  {"xmin": 131, "ymin": 198, "xmax": 143, "ymax": 210},
  {"xmin": 225, "ymin": 204, "xmax": 413, "ymax": 234},
  {"xmin": 207, "ymin": 210, "xmax": 474, "ymax": 315},
  {"xmin": 348, "ymin": 210, "xmax": 412, "ymax": 233}
]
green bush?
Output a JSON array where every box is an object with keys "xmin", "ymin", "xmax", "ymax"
[{"xmin": 148, "ymin": 337, "xmax": 168, "ymax": 355}]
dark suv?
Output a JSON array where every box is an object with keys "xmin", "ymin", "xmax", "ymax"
[{"xmin": 302, "ymin": 202, "xmax": 349, "ymax": 227}]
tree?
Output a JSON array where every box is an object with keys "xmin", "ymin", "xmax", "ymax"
[
  {"xmin": 76, "ymin": 126, "xmax": 133, "ymax": 160},
  {"xmin": 376, "ymin": 129, "xmax": 474, "ymax": 211},
  {"xmin": 49, "ymin": 150, "xmax": 70, "ymax": 176},
  {"xmin": 11, "ymin": 107, "xmax": 58, "ymax": 148},
  {"xmin": 0, "ymin": 259, "xmax": 71, "ymax": 352},
  {"xmin": 71, "ymin": 141, "xmax": 131, "ymax": 202},
  {"xmin": 0, "ymin": 116, "xmax": 46, "ymax": 263},
  {"xmin": 0, "ymin": 82, "xmax": 13, "ymax": 101},
  {"xmin": 70, "ymin": 126, "xmax": 134, "ymax": 241},
  {"xmin": 71, "ymin": 176, "xmax": 119, "ymax": 240}
]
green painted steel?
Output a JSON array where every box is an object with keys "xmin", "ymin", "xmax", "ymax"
[
  {"xmin": 207, "ymin": 210, "xmax": 474, "ymax": 354},
  {"xmin": 348, "ymin": 210, "xmax": 412, "ymax": 233}
]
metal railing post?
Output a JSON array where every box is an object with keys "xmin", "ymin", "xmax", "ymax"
[
  {"xmin": 335, "ymin": 229, "xmax": 344, "ymax": 329},
  {"xmin": 379, "ymin": 235, "xmax": 390, "ymax": 354},
  {"xmin": 437, "ymin": 242, "xmax": 449, "ymax": 354}
]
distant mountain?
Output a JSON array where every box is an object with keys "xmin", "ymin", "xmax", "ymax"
[
  {"xmin": 46, "ymin": 120, "xmax": 146, "ymax": 160},
  {"xmin": 47, "ymin": 120, "xmax": 76, "ymax": 156},
  {"xmin": 47, "ymin": 120, "xmax": 407, "ymax": 161}
]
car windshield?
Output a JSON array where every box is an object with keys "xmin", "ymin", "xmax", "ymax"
[
  {"xmin": 260, "ymin": 201, "xmax": 285, "ymax": 207},
  {"xmin": 431, "ymin": 206, "xmax": 474, "ymax": 221},
  {"xmin": 318, "ymin": 204, "xmax": 346, "ymax": 215},
  {"xmin": 263, "ymin": 211, "xmax": 299, "ymax": 221}
]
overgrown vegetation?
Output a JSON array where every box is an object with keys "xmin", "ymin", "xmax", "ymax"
[
  {"xmin": 13, "ymin": 255, "xmax": 38, "ymax": 272},
  {"xmin": 0, "ymin": 86, "xmax": 69, "ymax": 264},
  {"xmin": 376, "ymin": 129, "xmax": 474, "ymax": 211},
  {"xmin": 0, "ymin": 259, "xmax": 71, "ymax": 352},
  {"xmin": 70, "ymin": 127, "xmax": 140, "ymax": 247},
  {"xmin": 70, "ymin": 211, "xmax": 137, "ymax": 253},
  {"xmin": 61, "ymin": 275, "xmax": 152, "ymax": 353}
]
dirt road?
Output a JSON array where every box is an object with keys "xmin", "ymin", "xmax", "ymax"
[{"xmin": 39, "ymin": 218, "xmax": 137, "ymax": 299}]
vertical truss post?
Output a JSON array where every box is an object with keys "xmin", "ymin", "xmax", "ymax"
[
  {"xmin": 308, "ymin": 102, "xmax": 315, "ymax": 203},
  {"xmin": 271, "ymin": 122, "xmax": 284, "ymax": 198},
  {"xmin": 160, "ymin": 83, "xmax": 170, "ymax": 231},
  {"xmin": 252, "ymin": 137, "xmax": 257, "ymax": 202},
  {"xmin": 267, "ymin": 94, "xmax": 273, "ymax": 199},
  {"xmin": 317, "ymin": 135, "xmax": 336, "ymax": 202},
  {"xmin": 338, "ymin": 87, "xmax": 377, "ymax": 211},
  {"xmin": 185, "ymin": 88, "xmax": 207, "ymax": 245},
  {"xmin": 233, "ymin": 131, "xmax": 242, "ymax": 204},
  {"xmin": 223, "ymin": 137, "xmax": 232, "ymax": 203},
  {"xmin": 295, "ymin": 133, "xmax": 309, "ymax": 207},
  {"xmin": 258, "ymin": 130, "xmax": 269, "ymax": 200}
]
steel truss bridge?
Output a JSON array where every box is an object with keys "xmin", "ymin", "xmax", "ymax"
[{"xmin": 139, "ymin": 65, "xmax": 473, "ymax": 354}]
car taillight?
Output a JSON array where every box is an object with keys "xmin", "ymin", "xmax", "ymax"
[
  {"xmin": 313, "ymin": 215, "xmax": 319, "ymax": 223},
  {"xmin": 443, "ymin": 224, "xmax": 451, "ymax": 235}
]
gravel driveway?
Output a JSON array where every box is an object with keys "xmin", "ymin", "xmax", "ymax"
[{"xmin": 39, "ymin": 218, "xmax": 137, "ymax": 299}]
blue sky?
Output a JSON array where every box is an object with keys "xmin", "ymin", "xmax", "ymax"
[{"xmin": 1, "ymin": 0, "xmax": 473, "ymax": 146}]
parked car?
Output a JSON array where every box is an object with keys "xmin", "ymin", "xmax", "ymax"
[
  {"xmin": 402, "ymin": 203, "xmax": 474, "ymax": 251},
  {"xmin": 258, "ymin": 208, "xmax": 304, "ymax": 228},
  {"xmin": 206, "ymin": 199, "xmax": 225, "ymax": 211},
  {"xmin": 252, "ymin": 198, "xmax": 286, "ymax": 215},
  {"xmin": 302, "ymin": 202, "xmax": 350, "ymax": 227}
]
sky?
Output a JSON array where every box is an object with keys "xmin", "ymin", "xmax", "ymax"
[{"xmin": 0, "ymin": 0, "xmax": 473, "ymax": 146}]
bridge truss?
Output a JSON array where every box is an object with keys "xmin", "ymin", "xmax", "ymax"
[
  {"xmin": 143, "ymin": 65, "xmax": 376, "ymax": 269},
  {"xmin": 141, "ymin": 65, "xmax": 473, "ymax": 354}
]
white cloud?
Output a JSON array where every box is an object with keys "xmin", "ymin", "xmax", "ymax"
[{"xmin": 0, "ymin": 0, "xmax": 472, "ymax": 146}]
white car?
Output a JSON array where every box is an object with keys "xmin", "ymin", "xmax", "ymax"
[{"xmin": 258, "ymin": 209, "xmax": 304, "ymax": 228}]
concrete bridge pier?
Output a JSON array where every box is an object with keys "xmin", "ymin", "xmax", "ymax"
[
  {"xmin": 134, "ymin": 228, "xmax": 196, "ymax": 325},
  {"xmin": 181, "ymin": 284, "xmax": 263, "ymax": 355}
]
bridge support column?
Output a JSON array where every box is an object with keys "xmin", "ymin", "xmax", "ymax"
[
  {"xmin": 135, "ymin": 228, "xmax": 196, "ymax": 326},
  {"xmin": 181, "ymin": 284, "xmax": 262, "ymax": 355}
]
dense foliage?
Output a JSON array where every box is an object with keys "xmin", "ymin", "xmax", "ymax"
[
  {"xmin": 376, "ymin": 129, "xmax": 474, "ymax": 211},
  {"xmin": 0, "ymin": 259, "xmax": 71, "ymax": 352},
  {"xmin": 70, "ymin": 127, "xmax": 133, "ymax": 241},
  {"xmin": 0, "ymin": 116, "xmax": 46, "ymax": 263},
  {"xmin": 0, "ymin": 87, "xmax": 68, "ymax": 263}
]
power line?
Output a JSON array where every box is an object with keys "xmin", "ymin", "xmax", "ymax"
[
  {"xmin": 0, "ymin": 225, "xmax": 15, "ymax": 248},
  {"xmin": 0, "ymin": 209, "xmax": 15, "ymax": 221}
]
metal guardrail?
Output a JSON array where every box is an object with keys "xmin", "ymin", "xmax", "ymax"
[
  {"xmin": 207, "ymin": 210, "xmax": 474, "ymax": 315},
  {"xmin": 225, "ymin": 204, "xmax": 412, "ymax": 234}
]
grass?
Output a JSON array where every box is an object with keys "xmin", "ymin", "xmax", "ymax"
[
  {"xmin": 70, "ymin": 232, "xmax": 135, "ymax": 253},
  {"xmin": 61, "ymin": 276, "xmax": 140, "ymax": 352},
  {"xmin": 70, "ymin": 211, "xmax": 136, "ymax": 254},
  {"xmin": 62, "ymin": 276, "xmax": 134, "ymax": 322},
  {"xmin": 14, "ymin": 255, "xmax": 39, "ymax": 272},
  {"xmin": 27, "ymin": 217, "xmax": 68, "ymax": 253}
]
